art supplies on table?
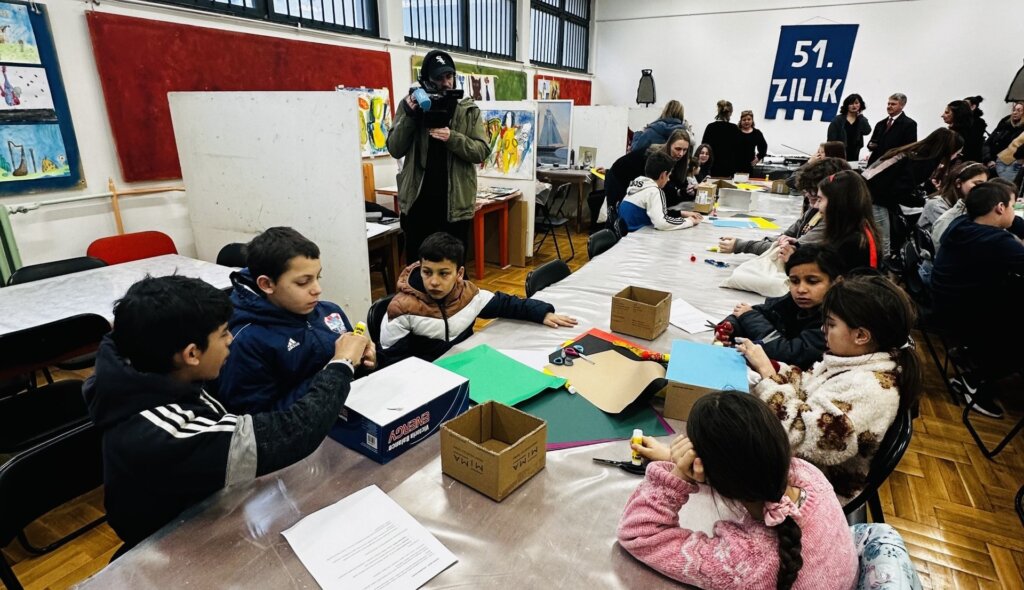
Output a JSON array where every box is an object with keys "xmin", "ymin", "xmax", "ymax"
[
  {"xmin": 282, "ymin": 485, "xmax": 457, "ymax": 590},
  {"xmin": 434, "ymin": 344, "xmax": 566, "ymax": 406},
  {"xmin": 662, "ymin": 340, "xmax": 749, "ymax": 420},
  {"xmin": 544, "ymin": 348, "xmax": 667, "ymax": 413},
  {"xmin": 711, "ymin": 218, "xmax": 757, "ymax": 229},
  {"xmin": 668, "ymin": 298, "xmax": 718, "ymax": 334},
  {"xmin": 593, "ymin": 457, "xmax": 646, "ymax": 475}
]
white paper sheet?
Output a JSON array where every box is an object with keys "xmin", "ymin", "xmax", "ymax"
[
  {"xmin": 344, "ymin": 357, "xmax": 467, "ymax": 421},
  {"xmin": 668, "ymin": 297, "xmax": 718, "ymax": 334},
  {"xmin": 495, "ymin": 348, "xmax": 552, "ymax": 371},
  {"xmin": 282, "ymin": 485, "xmax": 457, "ymax": 590},
  {"xmin": 366, "ymin": 222, "xmax": 391, "ymax": 239}
]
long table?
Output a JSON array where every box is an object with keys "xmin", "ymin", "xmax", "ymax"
[
  {"xmin": 75, "ymin": 199, "xmax": 803, "ymax": 589},
  {"xmin": 0, "ymin": 254, "xmax": 234, "ymax": 336}
]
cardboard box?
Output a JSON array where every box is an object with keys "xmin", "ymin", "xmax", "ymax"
[
  {"xmin": 717, "ymin": 187, "xmax": 757, "ymax": 211},
  {"xmin": 331, "ymin": 357, "xmax": 470, "ymax": 463},
  {"xmin": 662, "ymin": 340, "xmax": 750, "ymax": 420},
  {"xmin": 771, "ymin": 179, "xmax": 790, "ymax": 194},
  {"xmin": 440, "ymin": 401, "xmax": 547, "ymax": 501},
  {"xmin": 694, "ymin": 184, "xmax": 716, "ymax": 214},
  {"xmin": 610, "ymin": 285, "xmax": 672, "ymax": 340}
]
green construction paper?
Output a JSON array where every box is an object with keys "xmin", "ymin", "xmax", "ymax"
[
  {"xmin": 435, "ymin": 344, "xmax": 565, "ymax": 405},
  {"xmin": 411, "ymin": 56, "xmax": 527, "ymax": 100},
  {"xmin": 517, "ymin": 388, "xmax": 671, "ymax": 449}
]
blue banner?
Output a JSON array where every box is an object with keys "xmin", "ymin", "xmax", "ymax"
[{"xmin": 764, "ymin": 24, "xmax": 858, "ymax": 122}]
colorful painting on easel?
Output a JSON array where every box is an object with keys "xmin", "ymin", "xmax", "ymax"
[
  {"xmin": 338, "ymin": 86, "xmax": 392, "ymax": 158},
  {"xmin": 0, "ymin": 2, "xmax": 40, "ymax": 64},
  {"xmin": 0, "ymin": 65, "xmax": 55, "ymax": 122},
  {"xmin": 477, "ymin": 103, "xmax": 536, "ymax": 180},
  {"xmin": 0, "ymin": 123, "xmax": 69, "ymax": 182}
]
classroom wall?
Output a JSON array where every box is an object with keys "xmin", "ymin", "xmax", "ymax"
[
  {"xmin": 2, "ymin": 0, "xmax": 594, "ymax": 266},
  {"xmin": 592, "ymin": 0, "xmax": 1024, "ymax": 157}
]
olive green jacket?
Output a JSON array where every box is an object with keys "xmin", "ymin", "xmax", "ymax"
[{"xmin": 387, "ymin": 98, "xmax": 490, "ymax": 222}]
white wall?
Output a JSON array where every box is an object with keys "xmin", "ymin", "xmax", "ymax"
[
  {"xmin": 593, "ymin": 0, "xmax": 1024, "ymax": 157},
  {"xmin": 2, "ymin": 0, "xmax": 593, "ymax": 266}
]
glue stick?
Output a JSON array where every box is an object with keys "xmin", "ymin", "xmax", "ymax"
[
  {"xmin": 353, "ymin": 321, "xmax": 367, "ymax": 336},
  {"xmin": 630, "ymin": 429, "xmax": 644, "ymax": 466}
]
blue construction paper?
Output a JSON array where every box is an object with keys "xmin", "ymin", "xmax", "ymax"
[
  {"xmin": 666, "ymin": 340, "xmax": 749, "ymax": 393},
  {"xmin": 711, "ymin": 219, "xmax": 757, "ymax": 229}
]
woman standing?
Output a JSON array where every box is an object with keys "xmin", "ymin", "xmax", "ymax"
[
  {"xmin": 736, "ymin": 110, "xmax": 768, "ymax": 174},
  {"xmin": 826, "ymin": 94, "xmax": 871, "ymax": 162},
  {"xmin": 631, "ymin": 100, "xmax": 694, "ymax": 153},
  {"xmin": 943, "ymin": 100, "xmax": 982, "ymax": 162},
  {"xmin": 701, "ymin": 100, "xmax": 742, "ymax": 178}
]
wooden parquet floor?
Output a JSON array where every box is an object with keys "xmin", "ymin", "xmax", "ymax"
[{"xmin": 4, "ymin": 230, "xmax": 1023, "ymax": 589}]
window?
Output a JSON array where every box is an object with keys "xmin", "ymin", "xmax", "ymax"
[
  {"xmin": 149, "ymin": 0, "xmax": 380, "ymax": 38},
  {"xmin": 530, "ymin": 0, "xmax": 589, "ymax": 72},
  {"xmin": 403, "ymin": 0, "xmax": 517, "ymax": 61}
]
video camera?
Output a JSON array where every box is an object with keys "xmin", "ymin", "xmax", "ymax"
[{"xmin": 409, "ymin": 78, "xmax": 464, "ymax": 127}]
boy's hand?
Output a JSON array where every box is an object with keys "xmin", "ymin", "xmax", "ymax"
[
  {"xmin": 669, "ymin": 437, "xmax": 705, "ymax": 484},
  {"xmin": 631, "ymin": 435, "xmax": 670, "ymax": 462},
  {"xmin": 718, "ymin": 237, "xmax": 737, "ymax": 253},
  {"xmin": 732, "ymin": 303, "xmax": 753, "ymax": 317},
  {"xmin": 333, "ymin": 333, "xmax": 370, "ymax": 367},
  {"xmin": 543, "ymin": 312, "xmax": 578, "ymax": 328},
  {"xmin": 360, "ymin": 341, "xmax": 377, "ymax": 369}
]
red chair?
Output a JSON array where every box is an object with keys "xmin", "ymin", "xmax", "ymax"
[{"xmin": 86, "ymin": 231, "xmax": 177, "ymax": 265}]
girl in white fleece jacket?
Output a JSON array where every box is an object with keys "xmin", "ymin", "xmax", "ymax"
[{"xmin": 736, "ymin": 274, "xmax": 921, "ymax": 502}]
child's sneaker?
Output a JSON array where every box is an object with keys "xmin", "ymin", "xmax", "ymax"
[
  {"xmin": 948, "ymin": 374, "xmax": 978, "ymax": 396},
  {"xmin": 962, "ymin": 390, "xmax": 1005, "ymax": 419}
]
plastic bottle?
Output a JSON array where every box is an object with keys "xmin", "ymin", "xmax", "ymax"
[{"xmin": 630, "ymin": 429, "xmax": 644, "ymax": 466}]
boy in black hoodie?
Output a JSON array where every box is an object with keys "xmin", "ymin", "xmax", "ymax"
[
  {"xmin": 715, "ymin": 244, "xmax": 842, "ymax": 369},
  {"xmin": 83, "ymin": 276, "xmax": 372, "ymax": 552}
]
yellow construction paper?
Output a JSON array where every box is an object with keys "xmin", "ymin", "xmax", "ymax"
[{"xmin": 749, "ymin": 217, "xmax": 781, "ymax": 230}]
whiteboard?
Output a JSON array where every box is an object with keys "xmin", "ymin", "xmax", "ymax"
[
  {"xmin": 169, "ymin": 91, "xmax": 372, "ymax": 320},
  {"xmin": 571, "ymin": 106, "xmax": 629, "ymax": 168}
]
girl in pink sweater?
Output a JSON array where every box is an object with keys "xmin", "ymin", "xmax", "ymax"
[{"xmin": 618, "ymin": 391, "xmax": 858, "ymax": 590}]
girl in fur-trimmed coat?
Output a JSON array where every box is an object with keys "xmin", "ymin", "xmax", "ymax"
[{"xmin": 736, "ymin": 274, "xmax": 921, "ymax": 503}]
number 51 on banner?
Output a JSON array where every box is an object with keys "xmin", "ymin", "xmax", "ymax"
[{"xmin": 764, "ymin": 24, "xmax": 859, "ymax": 122}]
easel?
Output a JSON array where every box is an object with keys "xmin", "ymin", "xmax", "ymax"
[{"xmin": 107, "ymin": 177, "xmax": 185, "ymax": 234}]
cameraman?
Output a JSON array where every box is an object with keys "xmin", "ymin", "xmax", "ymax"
[{"xmin": 387, "ymin": 50, "xmax": 490, "ymax": 261}]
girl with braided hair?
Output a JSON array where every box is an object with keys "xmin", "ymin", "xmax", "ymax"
[{"xmin": 618, "ymin": 391, "xmax": 857, "ymax": 589}]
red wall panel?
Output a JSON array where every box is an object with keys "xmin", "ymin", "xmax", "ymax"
[
  {"xmin": 87, "ymin": 13, "xmax": 394, "ymax": 181},
  {"xmin": 534, "ymin": 74, "xmax": 592, "ymax": 106}
]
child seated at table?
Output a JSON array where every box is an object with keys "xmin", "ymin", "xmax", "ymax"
[
  {"xmin": 620, "ymin": 391, "xmax": 858, "ymax": 590},
  {"xmin": 214, "ymin": 227, "xmax": 367, "ymax": 413},
  {"xmin": 735, "ymin": 274, "xmax": 920, "ymax": 503},
  {"xmin": 378, "ymin": 231, "xmax": 576, "ymax": 366},
  {"xmin": 618, "ymin": 151, "xmax": 704, "ymax": 232},
  {"xmin": 715, "ymin": 244, "xmax": 841, "ymax": 369},
  {"xmin": 83, "ymin": 276, "xmax": 372, "ymax": 552}
]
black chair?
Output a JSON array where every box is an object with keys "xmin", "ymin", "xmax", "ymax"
[
  {"xmin": 534, "ymin": 183, "xmax": 575, "ymax": 262},
  {"xmin": 613, "ymin": 215, "xmax": 629, "ymax": 239},
  {"xmin": 1016, "ymin": 484, "xmax": 1024, "ymax": 527},
  {"xmin": 7, "ymin": 256, "xmax": 107, "ymax": 286},
  {"xmin": 525, "ymin": 259, "xmax": 571, "ymax": 298},
  {"xmin": 587, "ymin": 229, "xmax": 618, "ymax": 259},
  {"xmin": 845, "ymin": 406, "xmax": 914, "ymax": 524},
  {"xmin": 0, "ymin": 423, "xmax": 105, "ymax": 590},
  {"xmin": 962, "ymin": 385, "xmax": 1024, "ymax": 459},
  {"xmin": 216, "ymin": 243, "xmax": 247, "ymax": 268},
  {"xmin": 366, "ymin": 293, "xmax": 395, "ymax": 352},
  {"xmin": 0, "ymin": 380, "xmax": 90, "ymax": 454}
]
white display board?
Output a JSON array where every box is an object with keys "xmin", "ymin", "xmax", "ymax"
[
  {"xmin": 169, "ymin": 91, "xmax": 372, "ymax": 319},
  {"xmin": 571, "ymin": 105, "xmax": 629, "ymax": 168}
]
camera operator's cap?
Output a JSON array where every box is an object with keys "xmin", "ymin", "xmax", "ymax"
[{"xmin": 422, "ymin": 50, "xmax": 456, "ymax": 81}]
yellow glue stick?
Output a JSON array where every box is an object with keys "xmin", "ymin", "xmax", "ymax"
[
  {"xmin": 353, "ymin": 321, "xmax": 367, "ymax": 336},
  {"xmin": 631, "ymin": 429, "xmax": 643, "ymax": 466}
]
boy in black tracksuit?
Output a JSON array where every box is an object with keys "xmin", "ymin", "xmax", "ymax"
[
  {"xmin": 716, "ymin": 245, "xmax": 842, "ymax": 369},
  {"xmin": 377, "ymin": 232, "xmax": 577, "ymax": 366},
  {"xmin": 83, "ymin": 276, "xmax": 373, "ymax": 551}
]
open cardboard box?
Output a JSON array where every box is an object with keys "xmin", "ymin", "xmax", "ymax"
[
  {"xmin": 662, "ymin": 340, "xmax": 750, "ymax": 420},
  {"xmin": 441, "ymin": 401, "xmax": 547, "ymax": 501},
  {"xmin": 610, "ymin": 286, "xmax": 671, "ymax": 340}
]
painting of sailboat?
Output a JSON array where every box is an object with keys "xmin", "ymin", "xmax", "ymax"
[
  {"xmin": 536, "ymin": 100, "xmax": 572, "ymax": 166},
  {"xmin": 0, "ymin": 123, "xmax": 69, "ymax": 182}
]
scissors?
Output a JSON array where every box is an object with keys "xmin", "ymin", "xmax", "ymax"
[
  {"xmin": 552, "ymin": 344, "xmax": 595, "ymax": 366},
  {"xmin": 592, "ymin": 457, "xmax": 646, "ymax": 475}
]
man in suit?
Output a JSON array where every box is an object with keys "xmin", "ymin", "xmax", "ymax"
[{"xmin": 866, "ymin": 93, "xmax": 918, "ymax": 165}]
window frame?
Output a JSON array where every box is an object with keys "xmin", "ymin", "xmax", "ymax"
[
  {"xmin": 145, "ymin": 0, "xmax": 381, "ymax": 39},
  {"xmin": 403, "ymin": 0, "xmax": 518, "ymax": 63},
  {"xmin": 529, "ymin": 0, "xmax": 590, "ymax": 73}
]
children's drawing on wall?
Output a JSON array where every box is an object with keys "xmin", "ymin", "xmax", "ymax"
[
  {"xmin": 0, "ymin": 65, "xmax": 55, "ymax": 122},
  {"xmin": 0, "ymin": 2, "xmax": 40, "ymax": 65},
  {"xmin": 0, "ymin": 123, "xmax": 69, "ymax": 182},
  {"xmin": 537, "ymin": 79, "xmax": 560, "ymax": 100},
  {"xmin": 337, "ymin": 87, "xmax": 392, "ymax": 157},
  {"xmin": 478, "ymin": 106, "xmax": 535, "ymax": 180},
  {"xmin": 537, "ymin": 100, "xmax": 572, "ymax": 166},
  {"xmin": 461, "ymin": 73, "xmax": 496, "ymax": 101}
]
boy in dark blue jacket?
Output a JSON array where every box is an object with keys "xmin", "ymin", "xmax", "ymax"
[
  {"xmin": 83, "ymin": 276, "xmax": 371, "ymax": 551},
  {"xmin": 716, "ymin": 244, "xmax": 842, "ymax": 369},
  {"xmin": 215, "ymin": 227, "xmax": 369, "ymax": 413},
  {"xmin": 378, "ymin": 232, "xmax": 577, "ymax": 366}
]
